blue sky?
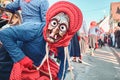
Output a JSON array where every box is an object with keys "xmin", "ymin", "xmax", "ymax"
[{"xmin": 48, "ymin": 0, "xmax": 120, "ymax": 27}]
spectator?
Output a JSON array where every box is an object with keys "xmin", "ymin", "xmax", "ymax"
[{"xmin": 88, "ymin": 21, "xmax": 99, "ymax": 56}]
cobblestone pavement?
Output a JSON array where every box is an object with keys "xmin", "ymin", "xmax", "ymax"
[{"xmin": 65, "ymin": 45, "xmax": 120, "ymax": 80}]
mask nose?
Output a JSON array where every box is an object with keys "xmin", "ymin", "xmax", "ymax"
[{"xmin": 49, "ymin": 26, "xmax": 59, "ymax": 38}]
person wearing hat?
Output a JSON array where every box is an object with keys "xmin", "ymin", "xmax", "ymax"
[
  {"xmin": 88, "ymin": 21, "xmax": 99, "ymax": 56},
  {"xmin": 43, "ymin": 1, "xmax": 83, "ymax": 79}
]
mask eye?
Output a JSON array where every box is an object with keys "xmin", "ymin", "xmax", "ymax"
[
  {"xmin": 50, "ymin": 19, "xmax": 58, "ymax": 27},
  {"xmin": 59, "ymin": 24, "xmax": 67, "ymax": 32}
]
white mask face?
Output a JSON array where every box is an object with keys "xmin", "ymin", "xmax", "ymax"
[{"xmin": 46, "ymin": 12, "xmax": 69, "ymax": 43}]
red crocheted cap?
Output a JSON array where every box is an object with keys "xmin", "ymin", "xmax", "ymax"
[{"xmin": 43, "ymin": 1, "xmax": 83, "ymax": 54}]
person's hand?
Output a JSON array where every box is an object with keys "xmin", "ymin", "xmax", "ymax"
[{"xmin": 19, "ymin": 56, "xmax": 33, "ymax": 69}]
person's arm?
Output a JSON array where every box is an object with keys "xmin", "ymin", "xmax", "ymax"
[
  {"xmin": 5, "ymin": 0, "xmax": 20, "ymax": 12},
  {"xmin": 39, "ymin": 0, "xmax": 49, "ymax": 22},
  {"xmin": 0, "ymin": 25, "xmax": 38, "ymax": 62}
]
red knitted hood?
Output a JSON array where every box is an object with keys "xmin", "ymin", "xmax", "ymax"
[{"xmin": 43, "ymin": 1, "xmax": 83, "ymax": 54}]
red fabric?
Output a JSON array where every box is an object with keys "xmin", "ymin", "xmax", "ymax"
[
  {"xmin": 37, "ymin": 76, "xmax": 49, "ymax": 80},
  {"xmin": 43, "ymin": 1, "xmax": 83, "ymax": 55},
  {"xmin": 10, "ymin": 58, "xmax": 59, "ymax": 80},
  {"xmin": 78, "ymin": 36, "xmax": 80, "ymax": 41},
  {"xmin": 24, "ymin": 0, "xmax": 31, "ymax": 3},
  {"xmin": 10, "ymin": 63, "xmax": 40, "ymax": 80},
  {"xmin": 40, "ymin": 58, "xmax": 59, "ymax": 79},
  {"xmin": 10, "ymin": 63, "xmax": 21, "ymax": 80},
  {"xmin": 19, "ymin": 56, "xmax": 33, "ymax": 69},
  {"xmin": 1, "ymin": 13, "xmax": 9, "ymax": 20},
  {"xmin": 95, "ymin": 43, "xmax": 98, "ymax": 49}
]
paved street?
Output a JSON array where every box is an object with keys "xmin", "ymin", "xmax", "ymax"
[{"xmin": 65, "ymin": 45, "xmax": 120, "ymax": 80}]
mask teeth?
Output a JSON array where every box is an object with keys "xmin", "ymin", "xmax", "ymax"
[{"xmin": 55, "ymin": 35, "xmax": 57, "ymax": 39}]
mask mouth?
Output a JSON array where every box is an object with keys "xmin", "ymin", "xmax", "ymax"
[{"xmin": 46, "ymin": 30, "xmax": 62, "ymax": 43}]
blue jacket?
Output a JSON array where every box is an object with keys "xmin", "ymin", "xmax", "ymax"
[
  {"xmin": 6, "ymin": 0, "xmax": 48, "ymax": 23},
  {"xmin": 0, "ymin": 0, "xmax": 49, "ymax": 66}
]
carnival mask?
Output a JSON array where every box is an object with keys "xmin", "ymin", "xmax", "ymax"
[{"xmin": 46, "ymin": 12, "xmax": 69, "ymax": 43}]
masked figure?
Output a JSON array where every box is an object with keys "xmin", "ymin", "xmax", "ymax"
[
  {"xmin": 46, "ymin": 12, "xmax": 69, "ymax": 43},
  {"xmin": 43, "ymin": 1, "xmax": 83, "ymax": 52},
  {"xmin": 43, "ymin": 1, "xmax": 83, "ymax": 80},
  {"xmin": 3, "ymin": 1, "xmax": 82, "ymax": 80}
]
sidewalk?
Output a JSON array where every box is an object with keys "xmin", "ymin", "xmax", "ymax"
[
  {"xmin": 110, "ymin": 47, "xmax": 120, "ymax": 64},
  {"xmin": 65, "ymin": 46, "xmax": 120, "ymax": 80}
]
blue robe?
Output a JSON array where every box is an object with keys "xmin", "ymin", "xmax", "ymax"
[{"xmin": 70, "ymin": 33, "xmax": 81, "ymax": 57}]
